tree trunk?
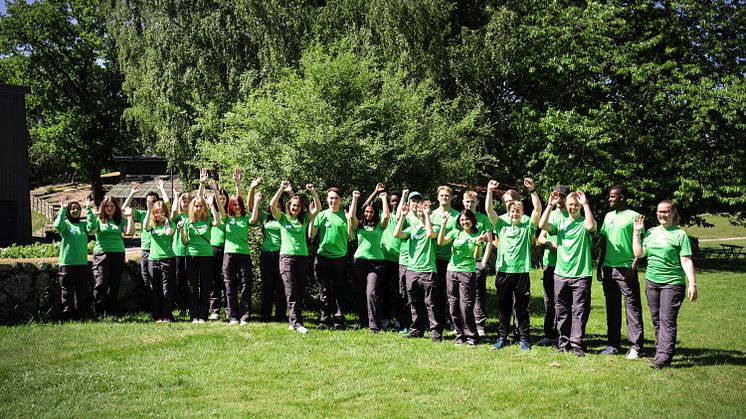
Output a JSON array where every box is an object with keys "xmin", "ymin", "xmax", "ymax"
[{"xmin": 91, "ymin": 176, "xmax": 105, "ymax": 206}]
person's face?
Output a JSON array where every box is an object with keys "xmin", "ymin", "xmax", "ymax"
[
  {"xmin": 410, "ymin": 200, "xmax": 422, "ymax": 217},
  {"xmin": 459, "ymin": 214, "xmax": 473, "ymax": 230},
  {"xmin": 502, "ymin": 194, "xmax": 515, "ymax": 210},
  {"xmin": 509, "ymin": 204, "xmax": 524, "ymax": 222},
  {"xmin": 104, "ymin": 201, "xmax": 116, "ymax": 216},
  {"xmin": 364, "ymin": 206, "xmax": 375, "ymax": 221},
  {"xmin": 557, "ymin": 194, "xmax": 567, "ymax": 209},
  {"xmin": 438, "ymin": 189, "xmax": 451, "ymax": 207},
  {"xmin": 146, "ymin": 195, "xmax": 157, "ymax": 206},
  {"xmin": 463, "ymin": 196, "xmax": 478, "ymax": 211},
  {"xmin": 180, "ymin": 195, "xmax": 190, "ymax": 211},
  {"xmin": 289, "ymin": 199, "xmax": 302, "ymax": 216},
  {"xmin": 153, "ymin": 207, "xmax": 164, "ymax": 223},
  {"xmin": 656, "ymin": 202, "xmax": 674, "ymax": 227},
  {"xmin": 566, "ymin": 197, "xmax": 580, "ymax": 217},
  {"xmin": 194, "ymin": 200, "xmax": 205, "ymax": 216},
  {"xmin": 389, "ymin": 195, "xmax": 400, "ymax": 210},
  {"xmin": 69, "ymin": 203, "xmax": 81, "ymax": 218},
  {"xmin": 327, "ymin": 191, "xmax": 340, "ymax": 210},
  {"xmin": 219, "ymin": 194, "xmax": 227, "ymax": 207},
  {"xmin": 608, "ymin": 190, "xmax": 624, "ymax": 209}
]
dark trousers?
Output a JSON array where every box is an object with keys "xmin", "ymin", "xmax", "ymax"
[
  {"xmin": 435, "ymin": 259, "xmax": 448, "ymax": 325},
  {"xmin": 174, "ymin": 256, "xmax": 189, "ymax": 311},
  {"xmin": 58, "ymin": 265, "xmax": 90, "ymax": 321},
  {"xmin": 260, "ymin": 251, "xmax": 286, "ymax": 322},
  {"xmin": 210, "ymin": 246, "xmax": 226, "ymax": 316},
  {"xmin": 405, "ymin": 271, "xmax": 442, "ymax": 338},
  {"xmin": 554, "ymin": 275, "xmax": 591, "ymax": 350},
  {"xmin": 140, "ymin": 250, "xmax": 153, "ymax": 312},
  {"xmin": 396, "ymin": 264, "xmax": 412, "ymax": 328},
  {"xmin": 280, "ymin": 255, "xmax": 308, "ymax": 328},
  {"xmin": 186, "ymin": 256, "xmax": 213, "ymax": 320},
  {"xmin": 353, "ymin": 258, "xmax": 384, "ymax": 331},
  {"xmin": 92, "ymin": 252, "xmax": 125, "ymax": 316},
  {"xmin": 646, "ymin": 281, "xmax": 685, "ymax": 365},
  {"xmin": 446, "ymin": 271, "xmax": 477, "ymax": 343},
  {"xmin": 542, "ymin": 266, "xmax": 558, "ymax": 339},
  {"xmin": 382, "ymin": 260, "xmax": 399, "ymax": 321},
  {"xmin": 148, "ymin": 257, "xmax": 175, "ymax": 320},
  {"xmin": 495, "ymin": 272, "xmax": 531, "ymax": 341},
  {"xmin": 223, "ymin": 252, "xmax": 253, "ymax": 322},
  {"xmin": 315, "ymin": 255, "xmax": 346, "ymax": 326},
  {"xmin": 603, "ymin": 267, "xmax": 645, "ymax": 351},
  {"xmin": 474, "ymin": 261, "xmax": 488, "ymax": 329}
]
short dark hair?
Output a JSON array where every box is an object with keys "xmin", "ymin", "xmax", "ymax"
[
  {"xmin": 610, "ymin": 184, "xmax": 628, "ymax": 198},
  {"xmin": 146, "ymin": 191, "xmax": 159, "ymax": 200}
]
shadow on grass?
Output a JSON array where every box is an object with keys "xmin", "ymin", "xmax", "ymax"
[
  {"xmin": 692, "ymin": 258, "xmax": 746, "ymax": 274},
  {"xmin": 672, "ymin": 347, "xmax": 746, "ymax": 368}
]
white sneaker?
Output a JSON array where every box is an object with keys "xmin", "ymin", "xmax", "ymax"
[
  {"xmin": 296, "ymin": 325, "xmax": 309, "ymax": 335},
  {"xmin": 477, "ymin": 327, "xmax": 486, "ymax": 337},
  {"xmin": 626, "ymin": 349, "xmax": 641, "ymax": 360},
  {"xmin": 192, "ymin": 319, "xmax": 201, "ymax": 324},
  {"xmin": 228, "ymin": 319, "xmax": 239, "ymax": 325},
  {"xmin": 240, "ymin": 320, "xmax": 248, "ymax": 326},
  {"xmin": 288, "ymin": 325, "xmax": 295, "ymax": 331},
  {"xmin": 208, "ymin": 313, "xmax": 220, "ymax": 321},
  {"xmin": 198, "ymin": 319, "xmax": 206, "ymax": 324}
]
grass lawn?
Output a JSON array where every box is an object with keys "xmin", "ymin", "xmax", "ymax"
[
  {"xmin": 0, "ymin": 260, "xmax": 744, "ymax": 417},
  {"xmin": 685, "ymin": 214, "xmax": 746, "ymax": 249},
  {"xmin": 30, "ymin": 210, "xmax": 49, "ymax": 234}
]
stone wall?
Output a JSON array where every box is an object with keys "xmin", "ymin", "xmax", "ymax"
[{"xmin": 0, "ymin": 259, "xmax": 145, "ymax": 324}]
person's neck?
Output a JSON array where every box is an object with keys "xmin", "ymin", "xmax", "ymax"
[
  {"xmin": 615, "ymin": 204, "xmax": 628, "ymax": 212},
  {"xmin": 439, "ymin": 204, "xmax": 451, "ymax": 212}
]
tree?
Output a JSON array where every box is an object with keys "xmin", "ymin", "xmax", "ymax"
[{"xmin": 0, "ymin": 0, "xmax": 140, "ymax": 202}]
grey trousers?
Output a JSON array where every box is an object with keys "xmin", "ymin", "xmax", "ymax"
[
  {"xmin": 474, "ymin": 262, "xmax": 488, "ymax": 329},
  {"xmin": 58, "ymin": 265, "xmax": 89, "ymax": 320},
  {"xmin": 406, "ymin": 271, "xmax": 442, "ymax": 338},
  {"xmin": 92, "ymin": 252, "xmax": 125, "ymax": 316},
  {"xmin": 223, "ymin": 252, "xmax": 253, "ymax": 322},
  {"xmin": 542, "ymin": 266, "xmax": 558, "ymax": 339},
  {"xmin": 646, "ymin": 281, "xmax": 685, "ymax": 366},
  {"xmin": 315, "ymin": 255, "xmax": 346, "ymax": 326},
  {"xmin": 495, "ymin": 272, "xmax": 531, "ymax": 340},
  {"xmin": 185, "ymin": 255, "xmax": 214, "ymax": 321},
  {"xmin": 140, "ymin": 250, "xmax": 153, "ymax": 312},
  {"xmin": 446, "ymin": 271, "xmax": 477, "ymax": 343},
  {"xmin": 603, "ymin": 267, "xmax": 645, "ymax": 351},
  {"xmin": 260, "ymin": 251, "xmax": 286, "ymax": 322},
  {"xmin": 353, "ymin": 258, "xmax": 384, "ymax": 331},
  {"xmin": 148, "ymin": 257, "xmax": 175, "ymax": 320},
  {"xmin": 396, "ymin": 264, "xmax": 411, "ymax": 328},
  {"xmin": 280, "ymin": 255, "xmax": 308, "ymax": 328},
  {"xmin": 554, "ymin": 275, "xmax": 591, "ymax": 350}
]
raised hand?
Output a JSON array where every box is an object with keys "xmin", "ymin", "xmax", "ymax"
[
  {"xmin": 281, "ymin": 180, "xmax": 291, "ymax": 191},
  {"xmin": 59, "ymin": 196, "xmax": 68, "ymax": 207},
  {"xmin": 251, "ymin": 177, "xmax": 262, "ymax": 188},
  {"xmin": 523, "ymin": 178, "xmax": 535, "ymax": 190},
  {"xmin": 487, "ymin": 180, "xmax": 499, "ymax": 191},
  {"xmin": 131, "ymin": 183, "xmax": 141, "ymax": 194},
  {"xmin": 548, "ymin": 191, "xmax": 561, "ymax": 207},
  {"xmin": 402, "ymin": 188, "xmax": 410, "ymax": 199},
  {"xmin": 309, "ymin": 200, "xmax": 316, "ymax": 213},
  {"xmin": 205, "ymin": 193, "xmax": 215, "ymax": 207},
  {"xmin": 375, "ymin": 183, "xmax": 385, "ymax": 193},
  {"xmin": 441, "ymin": 212, "xmax": 449, "ymax": 223},
  {"xmin": 379, "ymin": 192, "xmax": 388, "ymax": 201},
  {"xmin": 352, "ymin": 190, "xmax": 361, "ymax": 199},
  {"xmin": 199, "ymin": 168, "xmax": 209, "ymax": 184},
  {"xmin": 83, "ymin": 197, "xmax": 92, "ymax": 209},
  {"xmin": 177, "ymin": 219, "xmax": 185, "ymax": 229},
  {"xmin": 156, "ymin": 179, "xmax": 164, "ymax": 190},
  {"xmin": 254, "ymin": 192, "xmax": 262, "ymax": 203},
  {"xmin": 401, "ymin": 203, "xmax": 410, "ymax": 215},
  {"xmin": 233, "ymin": 167, "xmax": 241, "ymax": 184},
  {"xmin": 173, "ymin": 184, "xmax": 180, "ymax": 194},
  {"xmin": 577, "ymin": 191, "xmax": 588, "ymax": 206},
  {"xmin": 633, "ymin": 215, "xmax": 645, "ymax": 233},
  {"xmin": 208, "ymin": 179, "xmax": 218, "ymax": 190},
  {"xmin": 477, "ymin": 231, "xmax": 489, "ymax": 244},
  {"xmin": 305, "ymin": 183, "xmax": 315, "ymax": 192},
  {"xmin": 422, "ymin": 200, "xmax": 432, "ymax": 214}
]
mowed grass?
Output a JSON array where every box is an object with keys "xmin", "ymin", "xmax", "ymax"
[
  {"xmin": 685, "ymin": 214, "xmax": 746, "ymax": 248},
  {"xmin": 0, "ymin": 262, "xmax": 744, "ymax": 417}
]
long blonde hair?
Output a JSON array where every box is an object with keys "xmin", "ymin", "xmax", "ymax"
[
  {"xmin": 148, "ymin": 200, "xmax": 168, "ymax": 229},
  {"xmin": 188, "ymin": 196, "xmax": 209, "ymax": 221}
]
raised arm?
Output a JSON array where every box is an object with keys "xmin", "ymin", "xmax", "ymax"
[
  {"xmin": 123, "ymin": 206, "xmax": 135, "ymax": 236},
  {"xmin": 349, "ymin": 190, "xmax": 360, "ymax": 233},
  {"xmin": 54, "ymin": 196, "xmax": 69, "ymax": 234},
  {"xmin": 206, "ymin": 194, "xmax": 223, "ymax": 226},
  {"xmin": 524, "ymin": 178, "xmax": 542, "ymax": 227},
  {"xmin": 362, "ymin": 183, "xmax": 385, "ymax": 209},
  {"xmin": 485, "ymin": 180, "xmax": 499, "ymax": 226},
  {"xmin": 423, "ymin": 201, "xmax": 436, "ymax": 239},
  {"xmin": 156, "ymin": 179, "xmax": 170, "ymax": 212},
  {"xmin": 209, "ymin": 179, "xmax": 227, "ymax": 221},
  {"xmin": 475, "ymin": 231, "xmax": 489, "ymax": 259},
  {"xmin": 632, "ymin": 215, "xmax": 645, "ymax": 258},
  {"xmin": 394, "ymin": 204, "xmax": 411, "ymax": 239},
  {"xmin": 83, "ymin": 197, "xmax": 98, "ymax": 234},
  {"xmin": 121, "ymin": 183, "xmax": 140, "ymax": 212},
  {"xmin": 142, "ymin": 200, "xmax": 154, "ymax": 232},
  {"xmin": 249, "ymin": 192, "xmax": 262, "ymax": 225},
  {"xmin": 539, "ymin": 191, "xmax": 560, "ymax": 232},
  {"xmin": 269, "ymin": 181, "xmax": 289, "ymax": 221},
  {"xmin": 177, "ymin": 218, "xmax": 189, "ymax": 246},
  {"xmin": 247, "ymin": 176, "xmax": 261, "ymax": 215},
  {"xmin": 397, "ymin": 188, "xmax": 410, "ymax": 220},
  {"xmin": 197, "ymin": 168, "xmax": 208, "ymax": 199},
  {"xmin": 576, "ymin": 192, "xmax": 595, "ymax": 232},
  {"xmin": 306, "ymin": 183, "xmax": 321, "ymax": 224},
  {"xmin": 436, "ymin": 212, "xmax": 452, "ymax": 246},
  {"xmin": 170, "ymin": 185, "xmax": 181, "ymax": 220},
  {"xmin": 380, "ymin": 192, "xmax": 390, "ymax": 229}
]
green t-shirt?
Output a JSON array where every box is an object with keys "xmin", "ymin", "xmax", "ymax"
[
  {"xmin": 403, "ymin": 220, "xmax": 437, "ymax": 273},
  {"xmin": 210, "ymin": 222, "xmax": 226, "ymax": 248},
  {"xmin": 149, "ymin": 222, "xmax": 175, "ymax": 260},
  {"xmin": 92, "ymin": 218, "xmax": 127, "ymax": 254},
  {"xmin": 260, "ymin": 211, "xmax": 282, "ymax": 252},
  {"xmin": 135, "ymin": 209, "xmax": 152, "ymax": 250},
  {"xmin": 475, "ymin": 212, "xmax": 493, "ymax": 235},
  {"xmin": 279, "ymin": 213, "xmax": 309, "ymax": 256},
  {"xmin": 446, "ymin": 229, "xmax": 480, "ymax": 273},
  {"xmin": 430, "ymin": 207, "xmax": 460, "ymax": 261},
  {"xmin": 550, "ymin": 215, "xmax": 596, "ymax": 278},
  {"xmin": 172, "ymin": 214, "xmax": 189, "ymax": 257},
  {"xmin": 314, "ymin": 209, "xmax": 348, "ymax": 258},
  {"xmin": 601, "ymin": 209, "xmax": 642, "ymax": 268},
  {"xmin": 398, "ymin": 214, "xmax": 413, "ymax": 266},
  {"xmin": 354, "ymin": 223, "xmax": 385, "ymax": 261},
  {"xmin": 381, "ymin": 212, "xmax": 401, "ymax": 262},
  {"xmin": 643, "ymin": 226, "xmax": 692, "ymax": 285},
  {"xmin": 494, "ymin": 214, "xmax": 536, "ymax": 273},
  {"xmin": 224, "ymin": 215, "xmax": 250, "ymax": 255},
  {"xmin": 542, "ymin": 209, "xmax": 570, "ymax": 267},
  {"xmin": 54, "ymin": 208, "xmax": 94, "ymax": 266},
  {"xmin": 185, "ymin": 219, "xmax": 213, "ymax": 257}
]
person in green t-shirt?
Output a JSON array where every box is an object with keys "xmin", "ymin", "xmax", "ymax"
[
  {"xmin": 429, "ymin": 185, "xmax": 460, "ymax": 328},
  {"xmin": 258, "ymin": 181, "xmax": 288, "ymax": 323},
  {"xmin": 142, "ymin": 199, "xmax": 176, "ymax": 322},
  {"xmin": 633, "ymin": 200, "xmax": 698, "ymax": 369},
  {"xmin": 394, "ymin": 194, "xmax": 442, "ymax": 341},
  {"xmin": 207, "ymin": 180, "xmax": 229, "ymax": 321},
  {"xmin": 170, "ymin": 184, "xmax": 192, "ymax": 315},
  {"xmin": 539, "ymin": 191, "xmax": 596, "ymax": 357},
  {"xmin": 270, "ymin": 180, "xmax": 321, "ymax": 334},
  {"xmin": 89, "ymin": 195, "xmax": 134, "ymax": 320},
  {"xmin": 54, "ymin": 196, "xmax": 96, "ymax": 321},
  {"xmin": 485, "ymin": 178, "xmax": 542, "ymax": 350},
  {"xmin": 349, "ymin": 189, "xmax": 391, "ymax": 333},
  {"xmin": 177, "ymin": 168, "xmax": 223, "ymax": 323},
  {"xmin": 462, "ymin": 190, "xmax": 494, "ymax": 337},
  {"xmin": 597, "ymin": 185, "xmax": 645, "ymax": 359},
  {"xmin": 535, "ymin": 185, "xmax": 569, "ymax": 347},
  {"xmin": 437, "ymin": 209, "xmax": 489, "ymax": 347},
  {"xmin": 221, "ymin": 168, "xmax": 262, "ymax": 325},
  {"xmin": 309, "ymin": 186, "xmax": 350, "ymax": 329}
]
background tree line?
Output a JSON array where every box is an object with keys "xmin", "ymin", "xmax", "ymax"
[{"xmin": 1, "ymin": 0, "xmax": 744, "ymax": 223}]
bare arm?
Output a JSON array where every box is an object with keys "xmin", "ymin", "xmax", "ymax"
[
  {"xmin": 380, "ymin": 192, "xmax": 390, "ymax": 229},
  {"xmin": 538, "ymin": 193, "xmax": 558, "ymax": 233},
  {"xmin": 424, "ymin": 204, "xmax": 436, "ymax": 239},
  {"xmin": 156, "ymin": 179, "xmax": 170, "ymax": 213},
  {"xmin": 269, "ymin": 181, "xmax": 288, "ymax": 221},
  {"xmin": 121, "ymin": 183, "xmax": 140, "ymax": 211},
  {"xmin": 393, "ymin": 205, "xmax": 410, "ymax": 239},
  {"xmin": 485, "ymin": 180, "xmax": 499, "ymax": 226},
  {"xmin": 436, "ymin": 213, "xmax": 452, "ymax": 246},
  {"xmin": 632, "ymin": 215, "xmax": 645, "ymax": 258},
  {"xmin": 170, "ymin": 186, "xmax": 180, "ymax": 220},
  {"xmin": 524, "ymin": 178, "xmax": 542, "ymax": 227},
  {"xmin": 249, "ymin": 192, "xmax": 262, "ymax": 225},
  {"xmin": 123, "ymin": 207, "xmax": 135, "ymax": 236},
  {"xmin": 362, "ymin": 183, "xmax": 385, "ymax": 209},
  {"xmin": 681, "ymin": 256, "xmax": 698, "ymax": 302},
  {"xmin": 349, "ymin": 190, "xmax": 360, "ymax": 232},
  {"xmin": 307, "ymin": 184, "xmax": 321, "ymax": 224},
  {"xmin": 197, "ymin": 168, "xmax": 208, "ymax": 199},
  {"xmin": 247, "ymin": 176, "xmax": 261, "ymax": 215}
]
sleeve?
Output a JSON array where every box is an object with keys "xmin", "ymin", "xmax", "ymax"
[
  {"xmin": 599, "ymin": 215, "xmax": 607, "ymax": 237},
  {"xmin": 85, "ymin": 209, "xmax": 98, "ymax": 233},
  {"xmin": 313, "ymin": 212, "xmax": 323, "ymax": 228},
  {"xmin": 400, "ymin": 225, "xmax": 412, "ymax": 239},
  {"xmin": 679, "ymin": 231, "xmax": 693, "ymax": 257},
  {"xmin": 53, "ymin": 208, "xmax": 68, "ymax": 235},
  {"xmin": 445, "ymin": 229, "xmax": 459, "ymax": 241},
  {"xmin": 134, "ymin": 209, "xmax": 146, "ymax": 223},
  {"xmin": 642, "ymin": 229, "xmax": 651, "ymax": 248}
]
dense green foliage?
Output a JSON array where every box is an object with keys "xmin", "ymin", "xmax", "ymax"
[{"xmin": 0, "ymin": 241, "xmax": 59, "ymax": 259}]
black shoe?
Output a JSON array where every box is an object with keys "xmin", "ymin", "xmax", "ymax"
[
  {"xmin": 405, "ymin": 332, "xmax": 423, "ymax": 339},
  {"xmin": 649, "ymin": 359, "xmax": 668, "ymax": 370},
  {"xmin": 572, "ymin": 348, "xmax": 585, "ymax": 357},
  {"xmin": 556, "ymin": 347, "xmax": 568, "ymax": 353}
]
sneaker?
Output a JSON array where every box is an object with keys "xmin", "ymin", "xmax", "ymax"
[
  {"xmin": 296, "ymin": 325, "xmax": 309, "ymax": 335},
  {"xmin": 228, "ymin": 319, "xmax": 239, "ymax": 325},
  {"xmin": 556, "ymin": 347, "xmax": 568, "ymax": 353},
  {"xmin": 192, "ymin": 318, "xmax": 201, "ymax": 324},
  {"xmin": 626, "ymin": 349, "xmax": 641, "ymax": 360},
  {"xmin": 155, "ymin": 318, "xmax": 164, "ymax": 323},
  {"xmin": 240, "ymin": 320, "xmax": 248, "ymax": 326},
  {"xmin": 454, "ymin": 338, "xmax": 465, "ymax": 346},
  {"xmin": 467, "ymin": 340, "xmax": 477, "ymax": 348},
  {"xmin": 519, "ymin": 340, "xmax": 531, "ymax": 351},
  {"xmin": 162, "ymin": 318, "xmax": 171, "ymax": 323},
  {"xmin": 208, "ymin": 313, "xmax": 220, "ymax": 321},
  {"xmin": 198, "ymin": 319, "xmax": 206, "ymax": 324},
  {"xmin": 399, "ymin": 327, "xmax": 410, "ymax": 335},
  {"xmin": 477, "ymin": 327, "xmax": 486, "ymax": 337},
  {"xmin": 601, "ymin": 346, "xmax": 620, "ymax": 355},
  {"xmin": 536, "ymin": 337, "xmax": 557, "ymax": 347},
  {"xmin": 573, "ymin": 348, "xmax": 585, "ymax": 357},
  {"xmin": 649, "ymin": 359, "xmax": 667, "ymax": 370},
  {"xmin": 492, "ymin": 337, "xmax": 507, "ymax": 350},
  {"xmin": 288, "ymin": 325, "xmax": 295, "ymax": 331}
]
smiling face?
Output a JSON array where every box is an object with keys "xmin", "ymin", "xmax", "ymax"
[
  {"xmin": 566, "ymin": 195, "xmax": 581, "ymax": 218},
  {"xmin": 389, "ymin": 194, "xmax": 400, "ymax": 211},
  {"xmin": 327, "ymin": 191, "xmax": 340, "ymax": 211},
  {"xmin": 180, "ymin": 194, "xmax": 191, "ymax": 212},
  {"xmin": 463, "ymin": 194, "xmax": 478, "ymax": 211},
  {"xmin": 68, "ymin": 203, "xmax": 81, "ymax": 218},
  {"xmin": 656, "ymin": 202, "xmax": 675, "ymax": 227},
  {"xmin": 104, "ymin": 200, "xmax": 116, "ymax": 216},
  {"xmin": 509, "ymin": 202, "xmax": 524, "ymax": 223},
  {"xmin": 364, "ymin": 205, "xmax": 376, "ymax": 221},
  {"xmin": 608, "ymin": 190, "xmax": 624, "ymax": 209},
  {"xmin": 459, "ymin": 213, "xmax": 473, "ymax": 231},
  {"xmin": 288, "ymin": 196, "xmax": 302, "ymax": 216},
  {"xmin": 219, "ymin": 192, "xmax": 228, "ymax": 208},
  {"xmin": 193, "ymin": 199, "xmax": 205, "ymax": 217},
  {"xmin": 437, "ymin": 188, "xmax": 452, "ymax": 207}
]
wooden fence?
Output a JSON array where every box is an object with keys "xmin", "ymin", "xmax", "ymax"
[{"xmin": 30, "ymin": 193, "xmax": 55, "ymax": 222}]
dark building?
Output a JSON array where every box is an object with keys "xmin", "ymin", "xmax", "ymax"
[{"xmin": 0, "ymin": 84, "xmax": 32, "ymax": 246}]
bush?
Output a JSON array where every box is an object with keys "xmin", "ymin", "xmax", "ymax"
[{"xmin": 0, "ymin": 242, "xmax": 60, "ymax": 259}]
